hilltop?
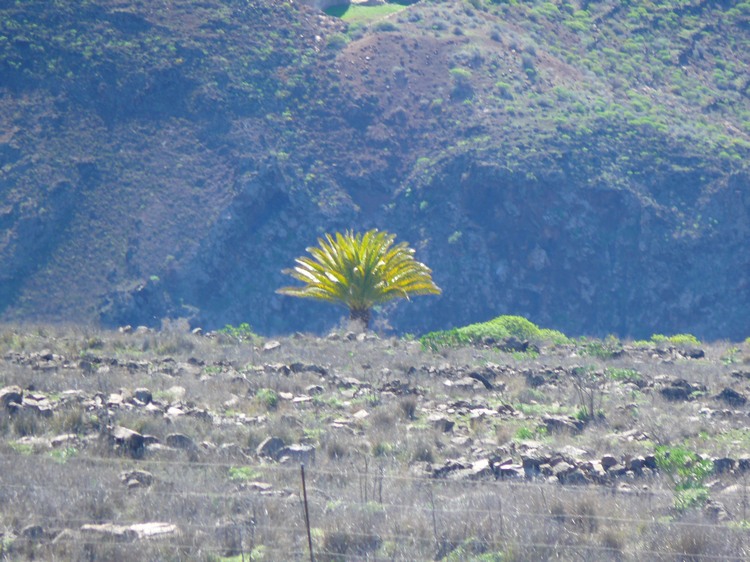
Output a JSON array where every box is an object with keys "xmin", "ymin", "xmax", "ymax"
[{"xmin": 0, "ymin": 0, "xmax": 748, "ymax": 338}]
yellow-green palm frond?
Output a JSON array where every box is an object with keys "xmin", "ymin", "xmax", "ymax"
[{"xmin": 277, "ymin": 229, "xmax": 441, "ymax": 325}]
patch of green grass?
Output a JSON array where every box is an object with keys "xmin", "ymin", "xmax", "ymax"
[
  {"xmin": 9, "ymin": 442, "xmax": 34, "ymax": 455},
  {"xmin": 324, "ymin": 3, "xmax": 407, "ymax": 23},
  {"xmin": 605, "ymin": 367, "xmax": 643, "ymax": 385},
  {"xmin": 49, "ymin": 446, "xmax": 78, "ymax": 463},
  {"xmin": 228, "ymin": 466, "xmax": 262, "ymax": 482}
]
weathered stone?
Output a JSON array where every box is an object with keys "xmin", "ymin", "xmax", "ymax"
[
  {"xmin": 628, "ymin": 456, "xmax": 646, "ymax": 473},
  {"xmin": 713, "ymin": 457, "xmax": 736, "ymax": 474},
  {"xmin": 427, "ymin": 414, "xmax": 455, "ymax": 433},
  {"xmin": 552, "ymin": 461, "xmax": 574, "ymax": 479},
  {"xmin": 111, "ymin": 426, "xmax": 145, "ymax": 458},
  {"xmin": 278, "ymin": 444, "xmax": 316, "ymax": 465},
  {"xmin": 468, "ymin": 372, "xmax": 493, "ymax": 389},
  {"xmin": 432, "ymin": 459, "xmax": 469, "ymax": 478},
  {"xmin": 256, "ymin": 436, "xmax": 286, "ymax": 459},
  {"xmin": 133, "ymin": 388, "xmax": 153, "ymax": 404},
  {"xmin": 469, "ymin": 458, "xmax": 493, "ymax": 479},
  {"xmin": 81, "ymin": 523, "xmax": 138, "ymax": 542},
  {"xmin": 81, "ymin": 522, "xmax": 178, "ymax": 542},
  {"xmin": 683, "ymin": 347, "xmax": 705, "ymax": 359},
  {"xmin": 0, "ymin": 386, "xmax": 22, "ymax": 409},
  {"xmin": 305, "ymin": 384, "xmax": 325, "ymax": 395},
  {"xmin": 704, "ymin": 500, "xmax": 732, "ymax": 522},
  {"xmin": 263, "ymin": 340, "xmax": 281, "ymax": 352},
  {"xmin": 121, "ymin": 469, "xmax": 154, "ymax": 488},
  {"xmin": 560, "ymin": 468, "xmax": 592, "ymax": 485},
  {"xmin": 716, "ymin": 387, "xmax": 747, "ymax": 407},
  {"xmin": 542, "ymin": 415, "xmax": 584, "ymax": 433},
  {"xmin": 497, "ymin": 464, "xmax": 525, "ymax": 480},
  {"xmin": 600, "ymin": 455, "xmax": 619, "ymax": 471},
  {"xmin": 522, "ymin": 452, "xmax": 548, "ymax": 478},
  {"xmin": 21, "ymin": 524, "xmax": 44, "ymax": 540},
  {"xmin": 166, "ymin": 433, "xmax": 196, "ymax": 450},
  {"xmin": 51, "ymin": 434, "xmax": 79, "ymax": 448},
  {"xmin": 659, "ymin": 379, "xmax": 706, "ymax": 401}
]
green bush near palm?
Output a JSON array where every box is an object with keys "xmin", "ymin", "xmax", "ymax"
[
  {"xmin": 277, "ymin": 229, "xmax": 441, "ymax": 329},
  {"xmin": 421, "ymin": 315, "xmax": 569, "ymax": 350}
]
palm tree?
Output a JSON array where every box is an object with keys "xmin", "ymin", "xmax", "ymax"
[{"xmin": 277, "ymin": 229, "xmax": 441, "ymax": 329}]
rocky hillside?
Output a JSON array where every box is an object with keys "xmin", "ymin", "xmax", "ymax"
[
  {"xmin": 0, "ymin": 0, "xmax": 748, "ymax": 338},
  {"xmin": 1, "ymin": 327, "xmax": 750, "ymax": 559}
]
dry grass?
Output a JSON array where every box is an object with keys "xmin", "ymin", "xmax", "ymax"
[{"xmin": 1, "ymin": 325, "xmax": 749, "ymax": 560}]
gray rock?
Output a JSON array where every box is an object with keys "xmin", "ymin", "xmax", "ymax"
[
  {"xmin": 716, "ymin": 387, "xmax": 747, "ymax": 407},
  {"xmin": 469, "ymin": 458, "xmax": 493, "ymax": 479},
  {"xmin": 713, "ymin": 457, "xmax": 736, "ymax": 474},
  {"xmin": 121, "ymin": 470, "xmax": 154, "ymax": 488},
  {"xmin": 600, "ymin": 455, "xmax": 619, "ymax": 471},
  {"xmin": 0, "ymin": 385, "xmax": 22, "ymax": 409},
  {"xmin": 133, "ymin": 388, "xmax": 153, "ymax": 404},
  {"xmin": 704, "ymin": 500, "xmax": 732, "ymax": 522},
  {"xmin": 111, "ymin": 426, "xmax": 145, "ymax": 458},
  {"xmin": 560, "ymin": 468, "xmax": 592, "ymax": 485},
  {"xmin": 166, "ymin": 433, "xmax": 196, "ymax": 450},
  {"xmin": 278, "ymin": 444, "xmax": 316, "ymax": 465},
  {"xmin": 497, "ymin": 464, "xmax": 525, "ymax": 480},
  {"xmin": 542, "ymin": 415, "xmax": 584, "ymax": 433},
  {"xmin": 522, "ymin": 452, "xmax": 548, "ymax": 478},
  {"xmin": 256, "ymin": 436, "xmax": 286, "ymax": 459},
  {"xmin": 81, "ymin": 522, "xmax": 178, "ymax": 542},
  {"xmin": 21, "ymin": 524, "xmax": 44, "ymax": 540},
  {"xmin": 427, "ymin": 414, "xmax": 455, "ymax": 433}
]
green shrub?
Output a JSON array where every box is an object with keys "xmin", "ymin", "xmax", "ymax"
[
  {"xmin": 655, "ymin": 445, "xmax": 713, "ymax": 511},
  {"xmin": 255, "ymin": 388, "xmax": 280, "ymax": 410},
  {"xmin": 217, "ymin": 323, "xmax": 257, "ymax": 343},
  {"xmin": 580, "ymin": 335, "xmax": 623, "ymax": 359},
  {"xmin": 651, "ymin": 333, "xmax": 701, "ymax": 347},
  {"xmin": 420, "ymin": 315, "xmax": 569, "ymax": 350}
]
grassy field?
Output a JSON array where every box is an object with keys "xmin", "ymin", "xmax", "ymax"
[
  {"xmin": 1, "ymin": 323, "xmax": 749, "ymax": 560},
  {"xmin": 324, "ymin": 2, "xmax": 408, "ymax": 22}
]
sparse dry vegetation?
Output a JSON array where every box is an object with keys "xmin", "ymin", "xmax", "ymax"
[{"xmin": 1, "ymin": 324, "xmax": 750, "ymax": 560}]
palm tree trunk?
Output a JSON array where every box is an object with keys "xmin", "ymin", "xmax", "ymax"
[{"xmin": 349, "ymin": 307, "xmax": 371, "ymax": 330}]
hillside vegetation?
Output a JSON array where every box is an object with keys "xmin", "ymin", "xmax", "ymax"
[{"xmin": 0, "ymin": 0, "xmax": 748, "ymax": 338}]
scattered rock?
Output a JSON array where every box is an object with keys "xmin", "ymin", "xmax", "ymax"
[
  {"xmin": 81, "ymin": 522, "xmax": 178, "ymax": 542},
  {"xmin": 542, "ymin": 415, "xmax": 584, "ymax": 433},
  {"xmin": 715, "ymin": 387, "xmax": 747, "ymax": 407},
  {"xmin": 110, "ymin": 426, "xmax": 145, "ymax": 458},
  {"xmin": 600, "ymin": 455, "xmax": 619, "ymax": 471},
  {"xmin": 468, "ymin": 372, "xmax": 493, "ymax": 389},
  {"xmin": 427, "ymin": 413, "xmax": 455, "ymax": 433},
  {"xmin": 166, "ymin": 433, "xmax": 196, "ymax": 450},
  {"xmin": 704, "ymin": 500, "xmax": 732, "ymax": 522},
  {"xmin": 256, "ymin": 436, "xmax": 286, "ymax": 459},
  {"xmin": 263, "ymin": 340, "xmax": 281, "ymax": 352},
  {"xmin": 0, "ymin": 385, "xmax": 23, "ymax": 409},
  {"xmin": 713, "ymin": 457, "xmax": 735, "ymax": 474},
  {"xmin": 21, "ymin": 524, "xmax": 45, "ymax": 540},
  {"xmin": 133, "ymin": 388, "xmax": 153, "ymax": 404},
  {"xmin": 659, "ymin": 379, "xmax": 706, "ymax": 401},
  {"xmin": 278, "ymin": 444, "xmax": 316, "ymax": 465},
  {"xmin": 121, "ymin": 470, "xmax": 154, "ymax": 489}
]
